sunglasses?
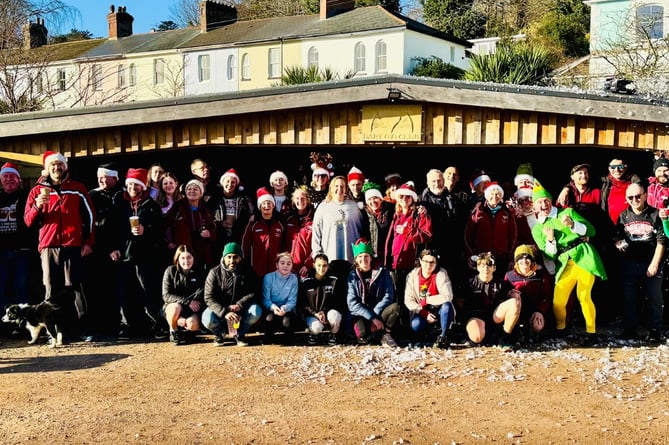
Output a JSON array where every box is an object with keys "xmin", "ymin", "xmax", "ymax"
[
  {"xmin": 609, "ymin": 165, "xmax": 626, "ymax": 171},
  {"xmin": 627, "ymin": 194, "xmax": 643, "ymax": 201}
]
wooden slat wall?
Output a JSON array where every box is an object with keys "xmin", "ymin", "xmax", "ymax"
[{"xmin": 3, "ymin": 103, "xmax": 669, "ymax": 158}]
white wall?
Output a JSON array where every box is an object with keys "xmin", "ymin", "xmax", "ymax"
[{"xmin": 184, "ymin": 47, "xmax": 239, "ymax": 96}]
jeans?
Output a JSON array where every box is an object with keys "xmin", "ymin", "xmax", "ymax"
[
  {"xmin": 410, "ymin": 301, "xmax": 455, "ymax": 337},
  {"xmin": 201, "ymin": 303, "xmax": 262, "ymax": 336},
  {"xmin": 0, "ymin": 248, "xmax": 29, "ymax": 307},
  {"xmin": 622, "ymin": 260, "xmax": 664, "ymax": 332}
]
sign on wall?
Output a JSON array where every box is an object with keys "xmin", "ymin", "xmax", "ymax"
[{"xmin": 361, "ymin": 105, "xmax": 422, "ymax": 142}]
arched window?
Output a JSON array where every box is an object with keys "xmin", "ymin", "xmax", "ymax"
[
  {"xmin": 227, "ymin": 54, "xmax": 236, "ymax": 80},
  {"xmin": 375, "ymin": 40, "xmax": 387, "ymax": 73},
  {"xmin": 636, "ymin": 5, "xmax": 664, "ymax": 39},
  {"xmin": 241, "ymin": 53, "xmax": 250, "ymax": 80},
  {"xmin": 129, "ymin": 63, "xmax": 137, "ymax": 86},
  {"xmin": 354, "ymin": 42, "xmax": 366, "ymax": 73},
  {"xmin": 198, "ymin": 55, "xmax": 210, "ymax": 82},
  {"xmin": 308, "ymin": 47, "xmax": 319, "ymax": 68},
  {"xmin": 117, "ymin": 65, "xmax": 126, "ymax": 88}
]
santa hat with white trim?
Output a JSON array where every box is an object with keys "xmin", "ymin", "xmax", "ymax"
[
  {"xmin": 41, "ymin": 151, "xmax": 67, "ymax": 176},
  {"xmin": 256, "ymin": 187, "xmax": 275, "ymax": 207},
  {"xmin": 347, "ymin": 166, "xmax": 364, "ymax": 183},
  {"xmin": 395, "ymin": 181, "xmax": 418, "ymax": 201},
  {"xmin": 0, "ymin": 162, "xmax": 20, "ymax": 179},
  {"xmin": 125, "ymin": 168, "xmax": 148, "ymax": 190},
  {"xmin": 484, "ymin": 182, "xmax": 504, "ymax": 200}
]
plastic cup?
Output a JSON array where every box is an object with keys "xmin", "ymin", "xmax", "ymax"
[{"xmin": 129, "ymin": 216, "xmax": 140, "ymax": 228}]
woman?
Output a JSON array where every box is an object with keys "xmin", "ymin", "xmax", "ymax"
[
  {"xmin": 404, "ymin": 249, "xmax": 455, "ymax": 349},
  {"xmin": 146, "ymin": 163, "xmax": 165, "ymax": 201},
  {"xmin": 298, "ymin": 254, "xmax": 342, "ymax": 345},
  {"xmin": 283, "ymin": 188, "xmax": 315, "ymax": 276},
  {"xmin": 269, "ymin": 170, "xmax": 292, "ymax": 214},
  {"xmin": 162, "ymin": 245, "xmax": 205, "ymax": 345},
  {"xmin": 212, "ymin": 168, "xmax": 253, "ymax": 251},
  {"xmin": 242, "ymin": 187, "xmax": 285, "ymax": 278},
  {"xmin": 165, "ymin": 179, "xmax": 217, "ymax": 268},
  {"xmin": 262, "ymin": 252, "xmax": 299, "ymax": 345},
  {"xmin": 156, "ymin": 172, "xmax": 183, "ymax": 216},
  {"xmin": 360, "ymin": 181, "xmax": 394, "ymax": 265}
]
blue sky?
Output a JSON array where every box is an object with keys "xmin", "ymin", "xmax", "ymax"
[{"xmin": 59, "ymin": 1, "xmax": 173, "ymax": 38}]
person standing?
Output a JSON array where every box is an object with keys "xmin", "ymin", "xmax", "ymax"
[
  {"xmin": 614, "ymin": 183, "xmax": 665, "ymax": 343},
  {"xmin": 212, "ymin": 168, "xmax": 253, "ymax": 253},
  {"xmin": 242, "ymin": 187, "xmax": 285, "ymax": 278},
  {"xmin": 347, "ymin": 166, "xmax": 365, "ymax": 208},
  {"xmin": 24, "ymin": 151, "xmax": 95, "ymax": 343}
]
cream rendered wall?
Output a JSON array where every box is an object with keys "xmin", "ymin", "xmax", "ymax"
[
  {"xmin": 403, "ymin": 31, "xmax": 469, "ymax": 72},
  {"xmin": 238, "ymin": 40, "xmax": 302, "ymax": 91},
  {"xmin": 184, "ymin": 47, "xmax": 239, "ymax": 96},
  {"xmin": 121, "ymin": 51, "xmax": 185, "ymax": 101}
]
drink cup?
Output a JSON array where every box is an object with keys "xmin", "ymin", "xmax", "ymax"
[
  {"xmin": 39, "ymin": 188, "xmax": 50, "ymax": 209},
  {"xmin": 129, "ymin": 216, "xmax": 140, "ymax": 228}
]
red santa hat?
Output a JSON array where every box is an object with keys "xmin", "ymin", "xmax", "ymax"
[
  {"xmin": 347, "ymin": 166, "xmax": 364, "ymax": 183},
  {"xmin": 484, "ymin": 182, "xmax": 504, "ymax": 200},
  {"xmin": 312, "ymin": 167, "xmax": 330, "ymax": 179},
  {"xmin": 125, "ymin": 168, "xmax": 148, "ymax": 190},
  {"xmin": 219, "ymin": 168, "xmax": 240, "ymax": 186},
  {"xmin": 0, "ymin": 162, "xmax": 20, "ymax": 179},
  {"xmin": 256, "ymin": 187, "xmax": 275, "ymax": 207},
  {"xmin": 269, "ymin": 170, "xmax": 288, "ymax": 185},
  {"xmin": 395, "ymin": 181, "xmax": 418, "ymax": 201},
  {"xmin": 41, "ymin": 151, "xmax": 67, "ymax": 176}
]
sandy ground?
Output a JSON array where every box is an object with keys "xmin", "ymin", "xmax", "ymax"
[{"xmin": 1, "ymin": 333, "xmax": 669, "ymax": 445}]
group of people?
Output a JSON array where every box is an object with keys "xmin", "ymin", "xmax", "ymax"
[{"xmin": 1, "ymin": 150, "xmax": 669, "ymax": 350}]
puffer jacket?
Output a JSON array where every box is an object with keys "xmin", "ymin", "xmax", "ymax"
[
  {"xmin": 204, "ymin": 260, "xmax": 257, "ymax": 318},
  {"xmin": 162, "ymin": 264, "xmax": 205, "ymax": 305}
]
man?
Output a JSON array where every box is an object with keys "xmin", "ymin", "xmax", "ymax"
[
  {"xmin": 190, "ymin": 158, "xmax": 218, "ymax": 205},
  {"xmin": 201, "ymin": 242, "xmax": 262, "ymax": 346},
  {"xmin": 347, "ymin": 166, "xmax": 365, "ymax": 207},
  {"xmin": 531, "ymin": 180, "xmax": 607, "ymax": 346},
  {"xmin": 647, "ymin": 157, "xmax": 669, "ymax": 212},
  {"xmin": 0, "ymin": 162, "xmax": 34, "ymax": 310},
  {"xmin": 601, "ymin": 158, "xmax": 640, "ymax": 226},
  {"xmin": 614, "ymin": 183, "xmax": 665, "ymax": 343},
  {"xmin": 110, "ymin": 168, "xmax": 165, "ymax": 340},
  {"xmin": 83, "ymin": 163, "xmax": 124, "ymax": 339},
  {"xmin": 24, "ymin": 151, "xmax": 95, "ymax": 342}
]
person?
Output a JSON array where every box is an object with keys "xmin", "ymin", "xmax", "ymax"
[
  {"xmin": 647, "ymin": 157, "xmax": 669, "ymax": 211},
  {"xmin": 212, "ymin": 168, "xmax": 253, "ymax": 254},
  {"xmin": 383, "ymin": 172, "xmax": 402, "ymax": 205},
  {"xmin": 162, "ymin": 245, "xmax": 205, "ymax": 345},
  {"xmin": 0, "ymin": 162, "xmax": 33, "ymax": 310},
  {"xmin": 202, "ymin": 242, "xmax": 262, "ymax": 346},
  {"xmin": 298, "ymin": 253, "xmax": 342, "ymax": 345},
  {"xmin": 268, "ymin": 170, "xmax": 291, "ymax": 214},
  {"xmin": 531, "ymin": 180, "xmax": 607, "ymax": 346},
  {"xmin": 190, "ymin": 158, "xmax": 218, "ymax": 205},
  {"xmin": 467, "ymin": 169, "xmax": 491, "ymax": 210},
  {"xmin": 360, "ymin": 181, "xmax": 394, "ymax": 264},
  {"xmin": 156, "ymin": 172, "xmax": 183, "ymax": 216},
  {"xmin": 510, "ymin": 163, "xmax": 537, "ymax": 247},
  {"xmin": 347, "ymin": 166, "xmax": 365, "ymax": 207},
  {"xmin": 347, "ymin": 238, "xmax": 400, "ymax": 346},
  {"xmin": 165, "ymin": 179, "xmax": 217, "ymax": 268},
  {"xmin": 614, "ymin": 183, "xmax": 665, "ymax": 343},
  {"xmin": 242, "ymin": 187, "xmax": 285, "ymax": 278},
  {"xmin": 384, "ymin": 181, "xmax": 432, "ymax": 303},
  {"xmin": 458, "ymin": 253, "xmax": 521, "ymax": 351},
  {"xmin": 403, "ymin": 248, "xmax": 455, "ymax": 349},
  {"xmin": 601, "ymin": 158, "xmax": 641, "ymax": 226},
  {"xmin": 24, "ymin": 151, "xmax": 95, "ymax": 343},
  {"xmin": 308, "ymin": 166, "xmax": 331, "ymax": 208},
  {"xmin": 283, "ymin": 188, "xmax": 315, "ymax": 276},
  {"xmin": 110, "ymin": 167, "xmax": 166, "ymax": 340},
  {"xmin": 503, "ymin": 245, "xmax": 553, "ymax": 343},
  {"xmin": 146, "ymin": 163, "xmax": 164, "ymax": 201},
  {"xmin": 83, "ymin": 162, "xmax": 124, "ymax": 339},
  {"xmin": 262, "ymin": 252, "xmax": 299, "ymax": 344},
  {"xmin": 465, "ymin": 181, "xmax": 517, "ymax": 275}
]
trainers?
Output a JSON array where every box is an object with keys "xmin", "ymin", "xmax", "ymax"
[
  {"xmin": 646, "ymin": 329, "xmax": 663, "ymax": 344},
  {"xmin": 357, "ymin": 335, "xmax": 370, "ymax": 345},
  {"xmin": 170, "ymin": 330, "xmax": 182, "ymax": 345},
  {"xmin": 434, "ymin": 335, "xmax": 449, "ymax": 349},
  {"xmin": 498, "ymin": 333, "xmax": 514, "ymax": 352},
  {"xmin": 154, "ymin": 327, "xmax": 169, "ymax": 341},
  {"xmin": 213, "ymin": 335, "xmax": 226, "ymax": 346},
  {"xmin": 117, "ymin": 326, "xmax": 131, "ymax": 341},
  {"xmin": 327, "ymin": 333, "xmax": 338, "ymax": 346},
  {"xmin": 380, "ymin": 332, "xmax": 398, "ymax": 347},
  {"xmin": 307, "ymin": 334, "xmax": 318, "ymax": 345},
  {"xmin": 235, "ymin": 335, "xmax": 249, "ymax": 347}
]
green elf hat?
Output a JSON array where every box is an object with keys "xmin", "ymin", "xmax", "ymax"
[
  {"xmin": 532, "ymin": 179, "xmax": 552, "ymax": 201},
  {"xmin": 351, "ymin": 238, "xmax": 374, "ymax": 258}
]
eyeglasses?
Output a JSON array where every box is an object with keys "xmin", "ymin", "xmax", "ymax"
[
  {"xmin": 609, "ymin": 164, "xmax": 626, "ymax": 171},
  {"xmin": 627, "ymin": 194, "xmax": 643, "ymax": 201}
]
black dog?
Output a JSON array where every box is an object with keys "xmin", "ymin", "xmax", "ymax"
[{"xmin": 2, "ymin": 303, "xmax": 63, "ymax": 347}]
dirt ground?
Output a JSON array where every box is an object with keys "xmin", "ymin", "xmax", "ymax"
[{"xmin": 1, "ymin": 333, "xmax": 669, "ymax": 445}]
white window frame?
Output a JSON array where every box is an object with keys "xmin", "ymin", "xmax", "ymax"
[
  {"xmin": 268, "ymin": 48, "xmax": 281, "ymax": 78},
  {"xmin": 129, "ymin": 63, "xmax": 137, "ymax": 86},
  {"xmin": 636, "ymin": 4, "xmax": 664, "ymax": 40},
  {"xmin": 227, "ymin": 54, "xmax": 236, "ymax": 80},
  {"xmin": 117, "ymin": 64, "xmax": 126, "ymax": 88},
  {"xmin": 308, "ymin": 46, "xmax": 319, "ymax": 68},
  {"xmin": 375, "ymin": 40, "xmax": 387, "ymax": 73},
  {"xmin": 241, "ymin": 53, "xmax": 250, "ymax": 80},
  {"xmin": 91, "ymin": 64, "xmax": 102, "ymax": 91},
  {"xmin": 354, "ymin": 42, "xmax": 366, "ymax": 74},
  {"xmin": 198, "ymin": 54, "xmax": 211, "ymax": 82},
  {"xmin": 154, "ymin": 58, "xmax": 165, "ymax": 85},
  {"xmin": 57, "ymin": 69, "xmax": 66, "ymax": 91}
]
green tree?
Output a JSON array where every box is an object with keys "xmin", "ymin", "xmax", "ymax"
[
  {"xmin": 275, "ymin": 65, "xmax": 349, "ymax": 86},
  {"xmin": 156, "ymin": 20, "xmax": 179, "ymax": 31},
  {"xmin": 410, "ymin": 56, "xmax": 465, "ymax": 79},
  {"xmin": 422, "ymin": 0, "xmax": 486, "ymax": 40},
  {"xmin": 49, "ymin": 28, "xmax": 93, "ymax": 43},
  {"xmin": 464, "ymin": 42, "xmax": 556, "ymax": 85},
  {"xmin": 526, "ymin": 0, "xmax": 589, "ymax": 58},
  {"xmin": 355, "ymin": 0, "xmax": 401, "ymax": 13}
]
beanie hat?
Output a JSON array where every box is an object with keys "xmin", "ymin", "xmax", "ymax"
[
  {"xmin": 97, "ymin": 162, "xmax": 118, "ymax": 179},
  {"xmin": 185, "ymin": 179, "xmax": 205, "ymax": 194},
  {"xmin": 0, "ymin": 162, "xmax": 20, "ymax": 179},
  {"xmin": 362, "ymin": 180, "xmax": 383, "ymax": 201},
  {"xmin": 347, "ymin": 166, "xmax": 364, "ymax": 183},
  {"xmin": 269, "ymin": 170, "xmax": 288, "ymax": 185},
  {"xmin": 532, "ymin": 179, "xmax": 552, "ymax": 201},
  {"xmin": 351, "ymin": 238, "xmax": 374, "ymax": 258},
  {"xmin": 256, "ymin": 187, "xmax": 275, "ymax": 207},
  {"xmin": 514, "ymin": 163, "xmax": 534, "ymax": 187},
  {"xmin": 484, "ymin": 182, "xmax": 504, "ymax": 200},
  {"xmin": 469, "ymin": 170, "xmax": 491, "ymax": 192},
  {"xmin": 653, "ymin": 157, "xmax": 669, "ymax": 174},
  {"xmin": 514, "ymin": 244, "xmax": 535, "ymax": 262},
  {"xmin": 125, "ymin": 168, "xmax": 148, "ymax": 189},
  {"xmin": 219, "ymin": 168, "xmax": 240, "ymax": 186},
  {"xmin": 41, "ymin": 151, "xmax": 67, "ymax": 176},
  {"xmin": 384, "ymin": 172, "xmax": 402, "ymax": 187},
  {"xmin": 222, "ymin": 242, "xmax": 242, "ymax": 258},
  {"xmin": 395, "ymin": 181, "xmax": 418, "ymax": 201}
]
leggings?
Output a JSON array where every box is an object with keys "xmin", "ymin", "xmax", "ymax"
[{"xmin": 553, "ymin": 259, "xmax": 597, "ymax": 334}]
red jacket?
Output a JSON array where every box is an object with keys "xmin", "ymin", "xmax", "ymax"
[
  {"xmin": 647, "ymin": 177, "xmax": 669, "ymax": 209},
  {"xmin": 385, "ymin": 209, "xmax": 432, "ymax": 271},
  {"xmin": 242, "ymin": 212, "xmax": 285, "ymax": 278},
  {"xmin": 24, "ymin": 176, "xmax": 95, "ymax": 252},
  {"xmin": 465, "ymin": 202, "xmax": 517, "ymax": 266},
  {"xmin": 166, "ymin": 199, "xmax": 217, "ymax": 267},
  {"xmin": 283, "ymin": 208, "xmax": 314, "ymax": 274}
]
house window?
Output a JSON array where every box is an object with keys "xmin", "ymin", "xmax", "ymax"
[
  {"xmin": 241, "ymin": 53, "xmax": 250, "ymax": 80},
  {"xmin": 636, "ymin": 5, "xmax": 664, "ymax": 39},
  {"xmin": 227, "ymin": 54, "xmax": 236, "ymax": 80},
  {"xmin": 268, "ymin": 48, "xmax": 281, "ymax": 78},
  {"xmin": 375, "ymin": 40, "xmax": 387, "ymax": 73},
  {"xmin": 198, "ymin": 54, "xmax": 210, "ymax": 82},
  {"xmin": 91, "ymin": 64, "xmax": 102, "ymax": 90},
  {"xmin": 154, "ymin": 58, "xmax": 165, "ymax": 85},
  {"xmin": 450, "ymin": 46, "xmax": 455, "ymax": 63},
  {"xmin": 354, "ymin": 42, "xmax": 366, "ymax": 73},
  {"xmin": 129, "ymin": 63, "xmax": 137, "ymax": 86},
  {"xmin": 308, "ymin": 47, "xmax": 319, "ymax": 68},
  {"xmin": 57, "ymin": 69, "xmax": 66, "ymax": 91},
  {"xmin": 118, "ymin": 64, "xmax": 126, "ymax": 88}
]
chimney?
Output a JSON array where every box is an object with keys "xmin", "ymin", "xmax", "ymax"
[
  {"xmin": 22, "ymin": 18, "xmax": 48, "ymax": 49},
  {"xmin": 320, "ymin": 0, "xmax": 355, "ymax": 19},
  {"xmin": 199, "ymin": 0, "xmax": 238, "ymax": 33},
  {"xmin": 107, "ymin": 5, "xmax": 134, "ymax": 39}
]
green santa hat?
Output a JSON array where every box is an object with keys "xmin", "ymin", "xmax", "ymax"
[
  {"xmin": 351, "ymin": 238, "xmax": 374, "ymax": 258},
  {"xmin": 532, "ymin": 179, "xmax": 552, "ymax": 201}
]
